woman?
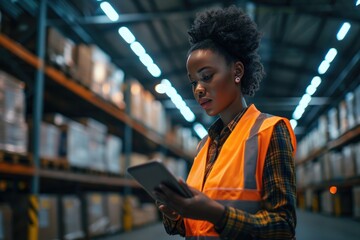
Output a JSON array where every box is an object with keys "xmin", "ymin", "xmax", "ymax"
[{"xmin": 154, "ymin": 5, "xmax": 297, "ymax": 240}]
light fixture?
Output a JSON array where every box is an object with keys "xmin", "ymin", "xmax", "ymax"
[
  {"xmin": 155, "ymin": 83, "xmax": 166, "ymax": 94},
  {"xmin": 180, "ymin": 107, "xmax": 196, "ymax": 122},
  {"xmin": 100, "ymin": 2, "xmax": 119, "ymax": 21},
  {"xmin": 130, "ymin": 42, "xmax": 146, "ymax": 56},
  {"xmin": 292, "ymin": 105, "xmax": 305, "ymax": 120},
  {"xmin": 147, "ymin": 64, "xmax": 161, "ymax": 77},
  {"xmin": 318, "ymin": 60, "xmax": 330, "ymax": 74},
  {"xmin": 324, "ymin": 48, "xmax": 337, "ymax": 63},
  {"xmin": 306, "ymin": 85, "xmax": 317, "ymax": 96},
  {"xmin": 193, "ymin": 123, "xmax": 208, "ymax": 139},
  {"xmin": 356, "ymin": 0, "xmax": 360, "ymax": 6},
  {"xmin": 290, "ymin": 119, "xmax": 298, "ymax": 129},
  {"xmin": 139, "ymin": 54, "xmax": 154, "ymax": 67},
  {"xmin": 336, "ymin": 22, "xmax": 351, "ymax": 41},
  {"xmin": 311, "ymin": 76, "xmax": 322, "ymax": 88},
  {"xmin": 118, "ymin": 27, "xmax": 136, "ymax": 43},
  {"xmin": 299, "ymin": 94, "xmax": 312, "ymax": 109}
]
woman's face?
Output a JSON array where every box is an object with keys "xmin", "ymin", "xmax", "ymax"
[{"xmin": 186, "ymin": 49, "xmax": 243, "ymax": 120}]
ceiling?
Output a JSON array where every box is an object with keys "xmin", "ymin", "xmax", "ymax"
[{"xmin": 1, "ymin": 0, "xmax": 360, "ymax": 140}]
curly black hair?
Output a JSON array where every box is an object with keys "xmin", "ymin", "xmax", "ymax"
[{"xmin": 187, "ymin": 5, "xmax": 265, "ymax": 97}]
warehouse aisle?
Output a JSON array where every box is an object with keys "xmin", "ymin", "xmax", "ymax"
[{"xmin": 104, "ymin": 209, "xmax": 360, "ymax": 240}]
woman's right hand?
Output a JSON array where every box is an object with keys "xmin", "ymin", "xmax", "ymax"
[{"xmin": 155, "ymin": 201, "xmax": 181, "ymax": 221}]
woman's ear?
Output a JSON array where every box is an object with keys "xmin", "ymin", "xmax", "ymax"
[{"xmin": 234, "ymin": 61, "xmax": 244, "ymax": 79}]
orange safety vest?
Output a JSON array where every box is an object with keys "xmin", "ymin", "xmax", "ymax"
[{"xmin": 185, "ymin": 104, "xmax": 296, "ymax": 240}]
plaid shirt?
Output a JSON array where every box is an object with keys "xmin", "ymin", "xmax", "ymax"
[{"xmin": 162, "ymin": 108, "xmax": 296, "ymax": 239}]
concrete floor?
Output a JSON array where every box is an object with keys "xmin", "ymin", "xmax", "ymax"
[{"xmin": 102, "ymin": 209, "xmax": 360, "ymax": 240}]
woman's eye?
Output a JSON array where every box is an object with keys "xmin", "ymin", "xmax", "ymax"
[
  {"xmin": 201, "ymin": 74, "xmax": 212, "ymax": 81},
  {"xmin": 190, "ymin": 81, "xmax": 197, "ymax": 88}
]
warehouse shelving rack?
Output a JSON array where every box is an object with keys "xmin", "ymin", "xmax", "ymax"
[
  {"xmin": 0, "ymin": 0, "xmax": 194, "ymax": 239},
  {"xmin": 296, "ymin": 123, "xmax": 360, "ymax": 216}
]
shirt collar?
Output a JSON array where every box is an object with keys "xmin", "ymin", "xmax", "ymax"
[{"xmin": 207, "ymin": 107, "xmax": 248, "ymax": 139}]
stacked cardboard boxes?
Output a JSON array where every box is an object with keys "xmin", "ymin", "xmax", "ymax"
[{"xmin": 0, "ymin": 71, "xmax": 27, "ymax": 153}]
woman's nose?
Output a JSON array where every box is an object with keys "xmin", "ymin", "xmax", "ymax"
[{"xmin": 194, "ymin": 83, "xmax": 205, "ymax": 97}]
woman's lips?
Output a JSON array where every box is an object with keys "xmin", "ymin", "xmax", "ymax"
[{"xmin": 199, "ymin": 99, "xmax": 212, "ymax": 109}]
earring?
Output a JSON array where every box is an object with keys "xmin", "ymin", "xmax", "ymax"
[{"xmin": 235, "ymin": 77, "xmax": 241, "ymax": 83}]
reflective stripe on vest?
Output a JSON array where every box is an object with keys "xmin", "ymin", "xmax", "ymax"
[{"xmin": 244, "ymin": 113, "xmax": 271, "ymax": 189}]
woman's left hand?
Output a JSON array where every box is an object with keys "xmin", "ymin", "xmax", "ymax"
[{"xmin": 153, "ymin": 179, "xmax": 225, "ymax": 224}]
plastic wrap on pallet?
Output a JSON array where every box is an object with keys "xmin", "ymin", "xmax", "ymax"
[
  {"xmin": 321, "ymin": 191, "xmax": 334, "ymax": 215},
  {"xmin": 41, "ymin": 123, "xmax": 61, "ymax": 158},
  {"xmin": 0, "ymin": 120, "xmax": 27, "ymax": 154},
  {"xmin": 355, "ymin": 85, "xmax": 360, "ymax": 125},
  {"xmin": 59, "ymin": 120, "xmax": 89, "ymax": 169},
  {"xmin": 353, "ymin": 186, "xmax": 360, "ymax": 218},
  {"xmin": 342, "ymin": 145, "xmax": 356, "ymax": 178},
  {"xmin": 87, "ymin": 193, "xmax": 108, "ymax": 237},
  {"xmin": 63, "ymin": 196, "xmax": 84, "ymax": 240},
  {"xmin": 355, "ymin": 142, "xmax": 360, "ymax": 176},
  {"xmin": 345, "ymin": 91, "xmax": 356, "ymax": 130},
  {"xmin": 105, "ymin": 135, "xmax": 122, "ymax": 174},
  {"xmin": 105, "ymin": 194, "xmax": 123, "ymax": 232},
  {"xmin": 328, "ymin": 107, "xmax": 339, "ymax": 140},
  {"xmin": 0, "ymin": 71, "xmax": 26, "ymax": 124},
  {"xmin": 39, "ymin": 195, "xmax": 58, "ymax": 240},
  {"xmin": 80, "ymin": 118, "xmax": 107, "ymax": 172},
  {"xmin": 0, "ymin": 204, "xmax": 12, "ymax": 240}
]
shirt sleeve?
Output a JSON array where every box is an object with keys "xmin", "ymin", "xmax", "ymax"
[
  {"xmin": 214, "ymin": 120, "xmax": 297, "ymax": 239},
  {"xmin": 161, "ymin": 214, "xmax": 186, "ymax": 236}
]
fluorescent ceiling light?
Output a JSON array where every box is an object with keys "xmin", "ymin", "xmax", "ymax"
[
  {"xmin": 336, "ymin": 22, "xmax": 351, "ymax": 41},
  {"xmin": 311, "ymin": 76, "xmax": 322, "ymax": 88},
  {"xmin": 325, "ymin": 48, "xmax": 337, "ymax": 63},
  {"xmin": 318, "ymin": 60, "xmax": 330, "ymax": 74},
  {"xmin": 193, "ymin": 123, "xmax": 208, "ymax": 139},
  {"xmin": 139, "ymin": 54, "xmax": 154, "ymax": 67},
  {"xmin": 180, "ymin": 107, "xmax": 195, "ymax": 122},
  {"xmin": 118, "ymin": 27, "xmax": 135, "ymax": 43},
  {"xmin": 357, "ymin": 0, "xmax": 360, "ymax": 6},
  {"xmin": 155, "ymin": 83, "xmax": 166, "ymax": 94},
  {"xmin": 130, "ymin": 42, "xmax": 146, "ymax": 56},
  {"xmin": 299, "ymin": 94, "xmax": 312, "ymax": 108},
  {"xmin": 306, "ymin": 85, "xmax": 317, "ymax": 96},
  {"xmin": 100, "ymin": 2, "xmax": 119, "ymax": 21},
  {"xmin": 147, "ymin": 63, "xmax": 161, "ymax": 77},
  {"xmin": 292, "ymin": 105, "xmax": 305, "ymax": 120},
  {"xmin": 290, "ymin": 119, "xmax": 298, "ymax": 129}
]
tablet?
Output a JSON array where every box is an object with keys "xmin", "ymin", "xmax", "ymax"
[{"xmin": 127, "ymin": 160, "xmax": 193, "ymax": 200}]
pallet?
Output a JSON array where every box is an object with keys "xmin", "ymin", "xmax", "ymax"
[
  {"xmin": 0, "ymin": 150, "xmax": 32, "ymax": 165},
  {"xmin": 40, "ymin": 157, "xmax": 70, "ymax": 171},
  {"xmin": 69, "ymin": 166, "xmax": 108, "ymax": 176}
]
